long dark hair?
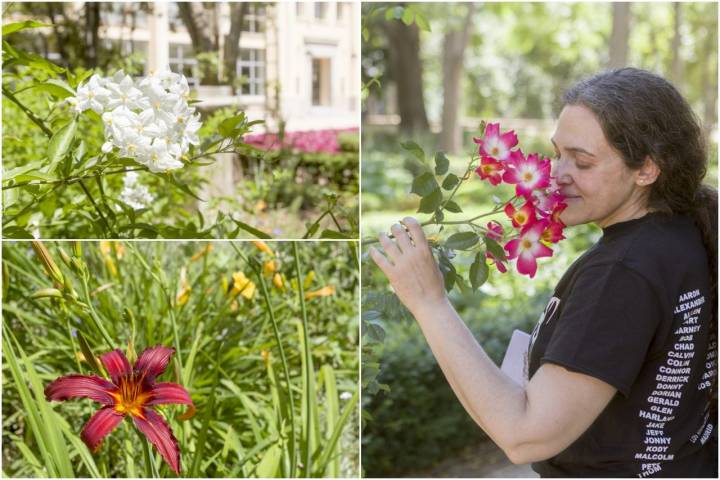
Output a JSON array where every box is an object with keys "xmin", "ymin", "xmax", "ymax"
[{"xmin": 562, "ymin": 67, "xmax": 718, "ymax": 399}]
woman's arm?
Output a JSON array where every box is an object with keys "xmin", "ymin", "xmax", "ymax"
[{"xmin": 369, "ymin": 217, "xmax": 617, "ymax": 464}]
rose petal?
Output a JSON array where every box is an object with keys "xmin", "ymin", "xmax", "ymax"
[
  {"xmin": 45, "ymin": 374, "xmax": 117, "ymax": 405},
  {"xmin": 100, "ymin": 349, "xmax": 132, "ymax": 385},
  {"xmin": 516, "ymin": 252, "xmax": 539, "ymax": 278},
  {"xmin": 132, "ymin": 408, "xmax": 181, "ymax": 474},
  {"xmin": 134, "ymin": 345, "xmax": 174, "ymax": 381},
  {"xmin": 147, "ymin": 382, "xmax": 193, "ymax": 406},
  {"xmin": 81, "ymin": 406, "xmax": 125, "ymax": 451}
]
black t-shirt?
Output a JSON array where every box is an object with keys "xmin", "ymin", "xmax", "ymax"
[{"xmin": 528, "ymin": 212, "xmax": 717, "ymax": 478}]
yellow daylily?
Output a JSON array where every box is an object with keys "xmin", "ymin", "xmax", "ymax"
[
  {"xmin": 305, "ymin": 285, "xmax": 336, "ymax": 300},
  {"xmin": 176, "ymin": 267, "xmax": 191, "ymax": 306},
  {"xmin": 252, "ymin": 241, "xmax": 274, "ymax": 257},
  {"xmin": 231, "ymin": 272, "xmax": 256, "ymax": 300},
  {"xmin": 191, "ymin": 243, "xmax": 213, "ymax": 262},
  {"xmin": 303, "ymin": 270, "xmax": 315, "ymax": 289},
  {"xmin": 263, "ymin": 260, "xmax": 276, "ymax": 277}
]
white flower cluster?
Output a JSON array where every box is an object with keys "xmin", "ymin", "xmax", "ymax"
[
  {"xmin": 119, "ymin": 171, "xmax": 154, "ymax": 210},
  {"xmin": 72, "ymin": 70, "xmax": 202, "ymax": 173}
]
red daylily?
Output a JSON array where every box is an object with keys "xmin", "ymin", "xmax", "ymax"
[
  {"xmin": 475, "ymin": 156, "xmax": 505, "ymax": 185},
  {"xmin": 45, "ymin": 345, "xmax": 193, "ymax": 475},
  {"xmin": 473, "ymin": 123, "xmax": 518, "ymax": 161},
  {"xmin": 504, "ymin": 223, "xmax": 554, "ymax": 278},
  {"xmin": 502, "ymin": 152, "xmax": 551, "ymax": 198}
]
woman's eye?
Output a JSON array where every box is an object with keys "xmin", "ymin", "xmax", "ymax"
[{"xmin": 576, "ymin": 162, "xmax": 591, "ymax": 170}]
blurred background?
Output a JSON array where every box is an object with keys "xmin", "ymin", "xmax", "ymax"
[
  {"xmin": 3, "ymin": 2, "xmax": 360, "ymax": 237},
  {"xmin": 361, "ymin": 2, "xmax": 718, "ymax": 477}
]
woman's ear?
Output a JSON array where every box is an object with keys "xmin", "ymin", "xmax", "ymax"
[{"xmin": 635, "ymin": 156, "xmax": 661, "ymax": 186}]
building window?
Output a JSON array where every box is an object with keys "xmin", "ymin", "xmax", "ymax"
[
  {"xmin": 311, "ymin": 57, "xmax": 331, "ymax": 106},
  {"xmin": 169, "ymin": 44, "xmax": 199, "ymax": 86},
  {"xmin": 236, "ymin": 49, "xmax": 265, "ymax": 95},
  {"xmin": 242, "ymin": 4, "xmax": 266, "ymax": 33},
  {"xmin": 314, "ymin": 2, "xmax": 327, "ymax": 20}
]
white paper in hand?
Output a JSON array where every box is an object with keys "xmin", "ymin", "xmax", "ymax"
[{"xmin": 500, "ymin": 329, "xmax": 531, "ymax": 387}]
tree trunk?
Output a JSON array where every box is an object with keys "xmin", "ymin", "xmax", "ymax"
[
  {"xmin": 608, "ymin": 2, "xmax": 631, "ymax": 69},
  {"xmin": 439, "ymin": 4, "xmax": 476, "ymax": 154},
  {"xmin": 46, "ymin": 3, "xmax": 69, "ymax": 65},
  {"xmin": 223, "ymin": 2, "xmax": 247, "ymax": 87},
  {"xmin": 670, "ymin": 3, "xmax": 682, "ymax": 85},
  {"xmin": 383, "ymin": 20, "xmax": 429, "ymax": 133},
  {"xmin": 84, "ymin": 2, "xmax": 101, "ymax": 68},
  {"xmin": 701, "ymin": 25, "xmax": 718, "ymax": 135},
  {"xmin": 177, "ymin": 2, "xmax": 216, "ymax": 53}
]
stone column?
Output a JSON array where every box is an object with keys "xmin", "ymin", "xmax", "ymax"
[{"xmin": 148, "ymin": 2, "xmax": 169, "ymax": 72}]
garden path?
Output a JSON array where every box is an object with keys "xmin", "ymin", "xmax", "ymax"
[{"xmin": 404, "ymin": 438, "xmax": 538, "ymax": 478}]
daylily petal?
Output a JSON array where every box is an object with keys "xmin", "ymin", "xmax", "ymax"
[
  {"xmin": 81, "ymin": 406, "xmax": 125, "ymax": 451},
  {"xmin": 134, "ymin": 345, "xmax": 174, "ymax": 381},
  {"xmin": 100, "ymin": 349, "xmax": 132, "ymax": 385},
  {"xmin": 147, "ymin": 382, "xmax": 193, "ymax": 406},
  {"xmin": 133, "ymin": 408, "xmax": 181, "ymax": 474},
  {"xmin": 45, "ymin": 374, "xmax": 117, "ymax": 405}
]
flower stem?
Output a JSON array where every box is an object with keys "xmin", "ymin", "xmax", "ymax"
[
  {"xmin": 78, "ymin": 180, "xmax": 116, "ymax": 238},
  {"xmin": 254, "ymin": 259, "xmax": 298, "ymax": 477},
  {"xmin": 2, "ymin": 167, "xmax": 147, "ymax": 191},
  {"xmin": 2, "ymin": 86, "xmax": 53, "ymax": 137},
  {"xmin": 293, "ymin": 243, "xmax": 314, "ymax": 476}
]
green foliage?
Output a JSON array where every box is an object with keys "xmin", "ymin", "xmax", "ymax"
[{"xmin": 2, "ymin": 241, "xmax": 359, "ymax": 477}]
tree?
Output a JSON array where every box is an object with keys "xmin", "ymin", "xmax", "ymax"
[
  {"xmin": 608, "ymin": 2, "xmax": 631, "ymax": 69},
  {"xmin": 176, "ymin": 2, "xmax": 217, "ymax": 53},
  {"xmin": 223, "ymin": 2, "xmax": 248, "ymax": 87},
  {"xmin": 382, "ymin": 18, "xmax": 429, "ymax": 133},
  {"xmin": 439, "ymin": 4, "xmax": 476, "ymax": 153},
  {"xmin": 84, "ymin": 2, "xmax": 101, "ymax": 68}
]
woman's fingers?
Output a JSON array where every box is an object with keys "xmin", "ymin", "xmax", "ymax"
[
  {"xmin": 401, "ymin": 217, "xmax": 427, "ymax": 246},
  {"xmin": 391, "ymin": 223, "xmax": 413, "ymax": 252},
  {"xmin": 369, "ymin": 246, "xmax": 393, "ymax": 277},
  {"xmin": 378, "ymin": 233, "xmax": 402, "ymax": 262}
]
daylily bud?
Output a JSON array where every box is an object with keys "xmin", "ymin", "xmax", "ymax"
[
  {"xmin": 59, "ymin": 248, "xmax": 72, "ymax": 267},
  {"xmin": 263, "ymin": 260, "xmax": 276, "ymax": 277},
  {"xmin": 31, "ymin": 288, "xmax": 63, "ymax": 299},
  {"xmin": 303, "ymin": 270, "xmax": 315, "ymax": 289},
  {"xmin": 73, "ymin": 241, "xmax": 83, "ymax": 258},
  {"xmin": 305, "ymin": 285, "xmax": 336, "ymax": 300},
  {"xmin": 273, "ymin": 273, "xmax": 284, "ymax": 290},
  {"xmin": 32, "ymin": 241, "xmax": 64, "ymax": 286}
]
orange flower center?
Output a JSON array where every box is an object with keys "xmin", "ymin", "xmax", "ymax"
[
  {"xmin": 521, "ymin": 239, "xmax": 533, "ymax": 250},
  {"xmin": 522, "ymin": 172, "xmax": 534, "ymax": 182},
  {"xmin": 112, "ymin": 373, "xmax": 151, "ymax": 418},
  {"xmin": 515, "ymin": 213, "xmax": 527, "ymax": 224}
]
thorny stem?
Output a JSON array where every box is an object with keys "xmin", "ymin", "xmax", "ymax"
[{"xmin": 2, "ymin": 86, "xmax": 53, "ymax": 137}]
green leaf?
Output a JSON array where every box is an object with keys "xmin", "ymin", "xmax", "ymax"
[
  {"xmin": 442, "ymin": 173, "xmax": 459, "ymax": 190},
  {"xmin": 385, "ymin": 7, "xmax": 395, "ymax": 20},
  {"xmin": 410, "ymin": 172, "xmax": 438, "ymax": 197},
  {"xmin": 33, "ymin": 79, "xmax": 76, "ymax": 99},
  {"xmin": 218, "ymin": 113, "xmax": 247, "ymax": 137},
  {"xmin": 414, "ymin": 10, "xmax": 431, "ymax": 31},
  {"xmin": 232, "ymin": 219, "xmax": 272, "ymax": 239},
  {"xmin": 401, "ymin": 7, "xmax": 414, "ymax": 25},
  {"xmin": 484, "ymin": 236, "xmax": 507, "ymax": 261},
  {"xmin": 445, "ymin": 231, "xmax": 479, "ymax": 250},
  {"xmin": 469, "ymin": 252, "xmax": 489, "ymax": 290},
  {"xmin": 365, "ymin": 321, "xmax": 386, "ymax": 343},
  {"xmin": 2, "ymin": 21, "xmax": 51, "ymax": 36},
  {"xmin": 319, "ymin": 230, "xmax": 353, "ymax": 239},
  {"xmin": 3, "ymin": 226, "xmax": 34, "ymax": 239},
  {"xmin": 47, "ymin": 119, "xmax": 77, "ymax": 169},
  {"xmin": 444, "ymin": 200, "xmax": 462, "ymax": 213},
  {"xmin": 434, "ymin": 152, "xmax": 449, "ymax": 175},
  {"xmin": 400, "ymin": 140, "xmax": 425, "ymax": 162},
  {"xmin": 417, "ymin": 188, "xmax": 442, "ymax": 213},
  {"xmin": 76, "ymin": 331, "xmax": 104, "ymax": 376}
]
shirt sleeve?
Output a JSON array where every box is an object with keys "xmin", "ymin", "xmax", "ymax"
[{"xmin": 540, "ymin": 261, "xmax": 662, "ymax": 397}]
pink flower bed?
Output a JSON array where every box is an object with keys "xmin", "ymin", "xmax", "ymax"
[{"xmin": 243, "ymin": 128, "xmax": 358, "ymax": 154}]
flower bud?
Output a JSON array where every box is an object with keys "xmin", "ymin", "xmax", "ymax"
[
  {"xmin": 31, "ymin": 241, "xmax": 64, "ymax": 286},
  {"xmin": 30, "ymin": 288, "xmax": 64, "ymax": 299}
]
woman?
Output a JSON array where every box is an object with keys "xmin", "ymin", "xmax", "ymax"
[{"xmin": 369, "ymin": 68, "xmax": 717, "ymax": 477}]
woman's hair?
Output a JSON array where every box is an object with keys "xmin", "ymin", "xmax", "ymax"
[{"xmin": 562, "ymin": 67, "xmax": 717, "ymax": 398}]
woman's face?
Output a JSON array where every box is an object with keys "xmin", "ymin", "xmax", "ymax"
[{"xmin": 551, "ymin": 105, "xmax": 648, "ymax": 228}]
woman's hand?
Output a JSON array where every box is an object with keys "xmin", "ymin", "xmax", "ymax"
[{"xmin": 368, "ymin": 217, "xmax": 448, "ymax": 317}]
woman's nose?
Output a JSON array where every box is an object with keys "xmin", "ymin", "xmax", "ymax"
[{"xmin": 552, "ymin": 158, "xmax": 572, "ymax": 185}]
